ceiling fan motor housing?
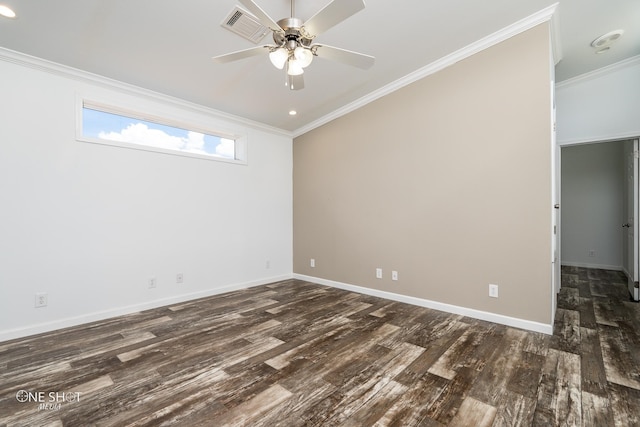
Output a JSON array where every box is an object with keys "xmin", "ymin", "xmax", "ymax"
[{"xmin": 274, "ymin": 17, "xmax": 313, "ymax": 48}]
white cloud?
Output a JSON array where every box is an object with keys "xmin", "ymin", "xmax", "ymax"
[
  {"xmin": 99, "ymin": 123, "xmax": 233, "ymax": 158},
  {"xmin": 216, "ymin": 138, "xmax": 235, "ymax": 158},
  {"xmin": 184, "ymin": 131, "xmax": 206, "ymax": 153}
]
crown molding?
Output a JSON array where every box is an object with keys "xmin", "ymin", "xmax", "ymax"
[
  {"xmin": 555, "ymin": 55, "xmax": 640, "ymax": 89},
  {"xmin": 550, "ymin": 4, "xmax": 563, "ymax": 65},
  {"xmin": 0, "ymin": 47, "xmax": 293, "ymax": 138},
  {"xmin": 293, "ymin": 3, "xmax": 559, "ymax": 138},
  {"xmin": 0, "ymin": 0, "xmax": 563, "ymax": 142}
]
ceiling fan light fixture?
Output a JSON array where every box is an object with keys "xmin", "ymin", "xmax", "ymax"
[
  {"xmin": 287, "ymin": 58, "xmax": 304, "ymax": 76},
  {"xmin": 294, "ymin": 46, "xmax": 313, "ymax": 68},
  {"xmin": 214, "ymin": 0, "xmax": 374, "ymax": 90},
  {"xmin": 269, "ymin": 47, "xmax": 288, "ymax": 69}
]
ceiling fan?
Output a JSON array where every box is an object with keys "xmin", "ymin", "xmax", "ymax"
[{"xmin": 212, "ymin": 0, "xmax": 375, "ymax": 90}]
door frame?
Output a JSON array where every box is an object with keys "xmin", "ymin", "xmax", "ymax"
[
  {"xmin": 551, "ymin": 89, "xmax": 559, "ymax": 322},
  {"xmin": 556, "ymin": 136, "xmax": 640, "ymax": 299},
  {"xmin": 629, "ymin": 139, "xmax": 640, "ymax": 300}
]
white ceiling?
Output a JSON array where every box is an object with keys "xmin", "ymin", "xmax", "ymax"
[{"xmin": 0, "ymin": 0, "xmax": 638, "ymax": 134}]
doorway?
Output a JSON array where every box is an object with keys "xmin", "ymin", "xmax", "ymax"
[{"xmin": 560, "ymin": 138, "xmax": 640, "ymax": 300}]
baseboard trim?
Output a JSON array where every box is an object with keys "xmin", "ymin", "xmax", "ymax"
[
  {"xmin": 561, "ymin": 262, "xmax": 623, "ymax": 271},
  {"xmin": 0, "ymin": 274, "xmax": 293, "ymax": 343},
  {"xmin": 293, "ymin": 274, "xmax": 553, "ymax": 335}
]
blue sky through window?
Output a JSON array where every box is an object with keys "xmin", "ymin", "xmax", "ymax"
[{"xmin": 82, "ymin": 108, "xmax": 235, "ymax": 159}]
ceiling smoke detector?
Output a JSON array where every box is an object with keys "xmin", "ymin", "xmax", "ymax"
[{"xmin": 590, "ymin": 29, "xmax": 624, "ymax": 51}]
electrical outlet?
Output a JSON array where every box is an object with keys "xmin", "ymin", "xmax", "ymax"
[
  {"xmin": 489, "ymin": 284, "xmax": 499, "ymax": 298},
  {"xmin": 310, "ymin": 258, "xmax": 315, "ymax": 268},
  {"xmin": 148, "ymin": 277, "xmax": 157, "ymax": 289},
  {"xmin": 34, "ymin": 292, "xmax": 47, "ymax": 308},
  {"xmin": 588, "ymin": 250, "xmax": 596, "ymax": 257},
  {"xmin": 376, "ymin": 268, "xmax": 383, "ymax": 279},
  {"xmin": 392, "ymin": 271, "xmax": 398, "ymax": 281},
  {"xmin": 265, "ymin": 260, "xmax": 270, "ymax": 269},
  {"xmin": 176, "ymin": 273, "xmax": 184, "ymax": 284}
]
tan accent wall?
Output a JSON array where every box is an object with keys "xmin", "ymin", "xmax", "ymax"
[{"xmin": 293, "ymin": 24, "xmax": 552, "ymax": 324}]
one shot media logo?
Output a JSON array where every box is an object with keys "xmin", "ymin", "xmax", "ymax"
[{"xmin": 15, "ymin": 389, "xmax": 82, "ymax": 411}]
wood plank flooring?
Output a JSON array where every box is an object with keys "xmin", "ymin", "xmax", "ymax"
[{"xmin": 1, "ymin": 266, "xmax": 639, "ymax": 426}]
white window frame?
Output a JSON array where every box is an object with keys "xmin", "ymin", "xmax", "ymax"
[{"xmin": 76, "ymin": 98, "xmax": 247, "ymax": 165}]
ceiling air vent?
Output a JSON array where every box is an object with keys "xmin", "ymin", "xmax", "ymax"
[{"xmin": 221, "ymin": 6, "xmax": 270, "ymax": 44}]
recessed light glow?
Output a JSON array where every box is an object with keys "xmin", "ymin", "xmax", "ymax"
[
  {"xmin": 0, "ymin": 5, "xmax": 16, "ymax": 18},
  {"xmin": 289, "ymin": 110, "xmax": 297, "ymax": 116}
]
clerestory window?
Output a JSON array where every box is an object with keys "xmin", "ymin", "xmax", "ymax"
[{"xmin": 78, "ymin": 101, "xmax": 246, "ymax": 164}]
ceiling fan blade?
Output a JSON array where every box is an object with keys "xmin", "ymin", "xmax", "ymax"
[
  {"xmin": 314, "ymin": 44, "xmax": 375, "ymax": 69},
  {"xmin": 288, "ymin": 74, "xmax": 304, "ymax": 90},
  {"xmin": 212, "ymin": 46, "xmax": 269, "ymax": 63},
  {"xmin": 238, "ymin": 0, "xmax": 284, "ymax": 34},
  {"xmin": 302, "ymin": 0, "xmax": 365, "ymax": 38}
]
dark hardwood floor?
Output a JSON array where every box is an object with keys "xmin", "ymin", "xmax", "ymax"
[{"xmin": 1, "ymin": 266, "xmax": 639, "ymax": 426}]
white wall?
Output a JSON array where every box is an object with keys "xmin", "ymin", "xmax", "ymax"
[
  {"xmin": 556, "ymin": 56, "xmax": 640, "ymax": 145},
  {"xmin": 561, "ymin": 142, "xmax": 625, "ymax": 269},
  {"xmin": 0, "ymin": 52, "xmax": 293, "ymax": 341}
]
